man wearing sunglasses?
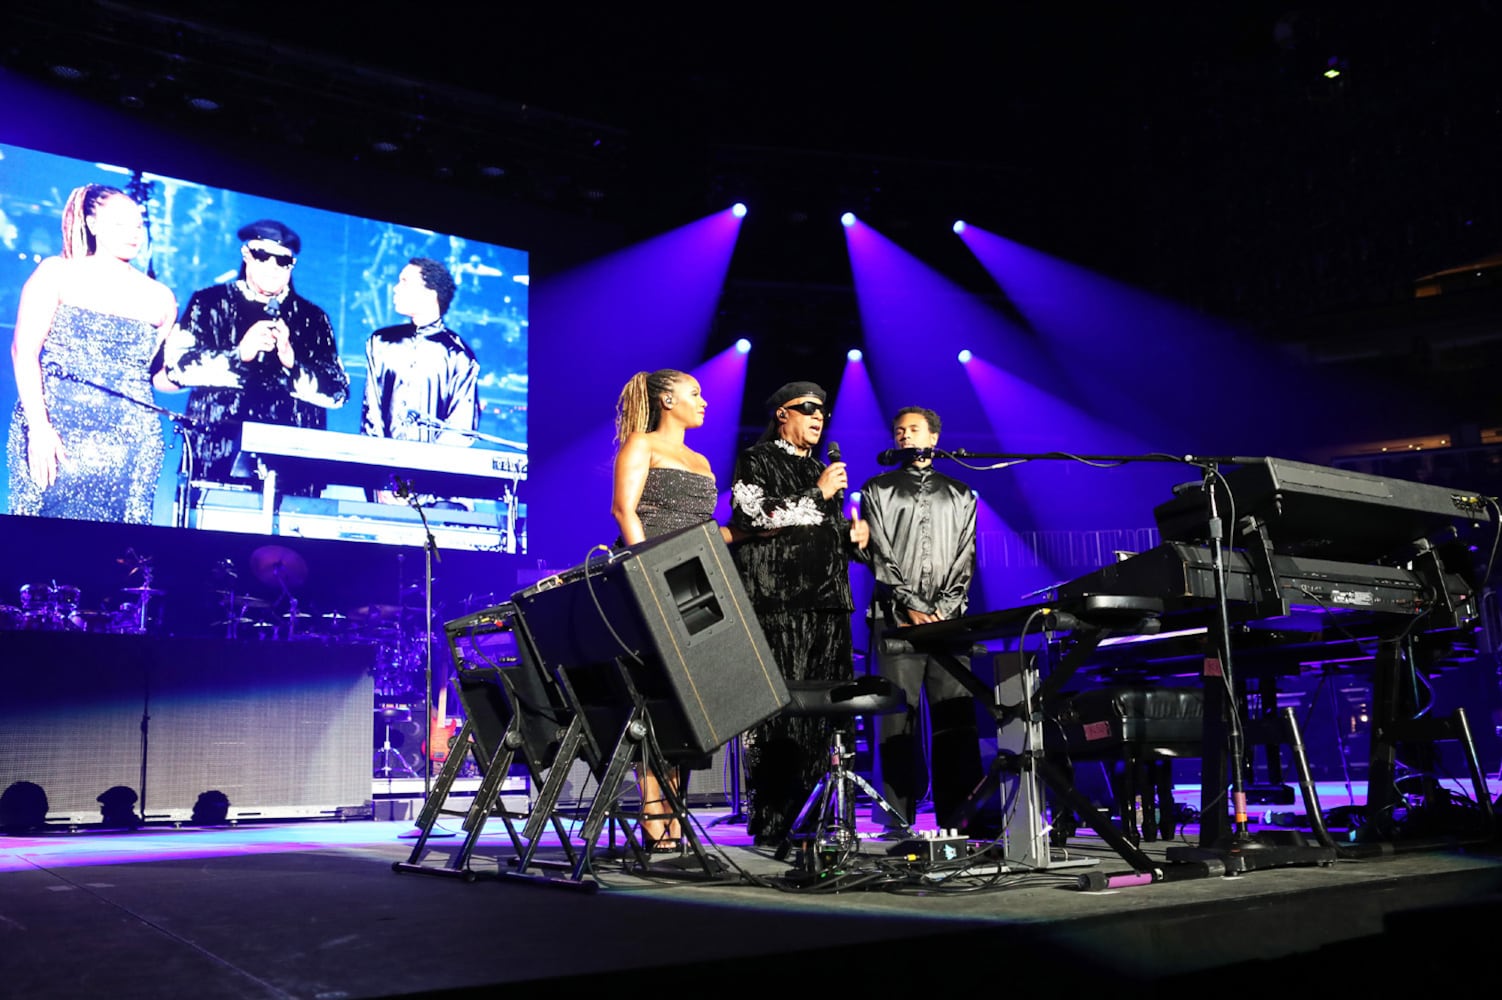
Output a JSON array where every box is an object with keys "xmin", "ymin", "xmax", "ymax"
[
  {"xmin": 165, "ymin": 219, "xmax": 349, "ymax": 485},
  {"xmin": 728, "ymin": 380, "xmax": 870, "ymax": 847}
]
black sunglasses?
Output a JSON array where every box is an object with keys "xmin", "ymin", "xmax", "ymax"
[
  {"xmin": 247, "ymin": 246, "xmax": 295, "ymax": 268},
  {"xmin": 783, "ymin": 400, "xmax": 827, "ymax": 416}
]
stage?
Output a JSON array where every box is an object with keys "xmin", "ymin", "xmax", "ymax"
[{"xmin": 4, "ymin": 806, "xmax": 1500, "ymax": 998}]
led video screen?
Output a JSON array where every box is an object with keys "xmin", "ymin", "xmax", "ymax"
[{"xmin": 0, "ymin": 141, "xmax": 528, "ymax": 553}]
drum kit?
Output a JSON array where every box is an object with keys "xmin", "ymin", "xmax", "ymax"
[
  {"xmin": 215, "ymin": 546, "xmax": 437, "ymax": 690},
  {"xmin": 0, "ymin": 549, "xmax": 164, "ymax": 634},
  {"xmin": 214, "ymin": 544, "xmax": 448, "ymax": 778},
  {"xmin": 1, "ymin": 540, "xmax": 463, "ymax": 778}
]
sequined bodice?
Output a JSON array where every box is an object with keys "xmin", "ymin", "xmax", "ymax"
[
  {"xmin": 636, "ymin": 467, "xmax": 717, "ymax": 539},
  {"xmin": 7, "ymin": 302, "xmax": 164, "ymax": 523},
  {"xmin": 44, "ymin": 303, "xmax": 157, "ymax": 404}
]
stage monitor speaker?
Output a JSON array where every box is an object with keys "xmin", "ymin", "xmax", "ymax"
[
  {"xmin": 444, "ymin": 603, "xmax": 572, "ymax": 770},
  {"xmin": 511, "ymin": 521, "xmax": 788, "ymax": 762}
]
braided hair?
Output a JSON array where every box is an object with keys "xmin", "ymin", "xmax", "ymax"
[
  {"xmin": 59, "ymin": 184, "xmax": 130, "ymax": 259},
  {"xmin": 614, "ymin": 369, "xmax": 688, "ymax": 447}
]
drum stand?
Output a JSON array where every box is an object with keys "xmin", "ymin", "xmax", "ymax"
[{"xmin": 374, "ymin": 710, "xmax": 419, "ymax": 778}]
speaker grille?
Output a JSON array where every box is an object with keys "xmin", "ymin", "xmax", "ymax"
[{"xmin": 0, "ymin": 632, "xmax": 374, "ymax": 824}]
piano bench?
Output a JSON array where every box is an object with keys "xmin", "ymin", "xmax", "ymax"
[
  {"xmin": 1045, "ymin": 686, "xmax": 1204, "ymax": 844},
  {"xmin": 782, "ymin": 676, "xmax": 908, "ymax": 718}
]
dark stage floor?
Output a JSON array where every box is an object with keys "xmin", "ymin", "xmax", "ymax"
[{"xmin": 4, "ymin": 804, "xmax": 1502, "ymax": 999}]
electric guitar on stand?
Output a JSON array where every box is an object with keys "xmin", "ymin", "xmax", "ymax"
[{"xmin": 429, "ymin": 680, "xmax": 459, "ymax": 765}]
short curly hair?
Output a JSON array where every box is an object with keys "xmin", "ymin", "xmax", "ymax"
[
  {"xmin": 409, "ymin": 257, "xmax": 456, "ymax": 315},
  {"xmin": 893, "ymin": 406, "xmax": 941, "ymax": 435}
]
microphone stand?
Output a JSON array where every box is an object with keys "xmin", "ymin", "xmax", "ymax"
[
  {"xmin": 43, "ymin": 365, "xmax": 201, "ymax": 528},
  {"xmin": 875, "ymin": 448, "xmax": 1269, "ymax": 468},
  {"xmin": 404, "ymin": 410, "xmax": 527, "ymax": 452},
  {"xmin": 392, "ymin": 476, "xmax": 455, "ymax": 838},
  {"xmin": 401, "ymin": 412, "xmax": 528, "ymax": 553},
  {"xmin": 43, "ymin": 366, "xmax": 192, "ymax": 828}
]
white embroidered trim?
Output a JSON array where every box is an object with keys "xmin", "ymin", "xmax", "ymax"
[{"xmin": 732, "ymin": 481, "xmax": 824, "ymax": 529}]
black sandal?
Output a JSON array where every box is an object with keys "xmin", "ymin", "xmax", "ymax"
[{"xmin": 639, "ymin": 800, "xmax": 682, "ymax": 854}]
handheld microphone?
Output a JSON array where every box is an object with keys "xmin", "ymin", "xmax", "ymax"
[
  {"xmin": 826, "ymin": 441, "xmax": 845, "ymax": 509},
  {"xmin": 257, "ymin": 297, "xmax": 280, "ymax": 363}
]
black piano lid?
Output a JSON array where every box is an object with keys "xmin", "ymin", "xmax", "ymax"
[{"xmin": 1156, "ymin": 456, "xmax": 1493, "ymax": 564}]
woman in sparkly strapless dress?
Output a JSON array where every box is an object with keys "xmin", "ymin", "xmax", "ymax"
[
  {"xmin": 612, "ymin": 368, "xmax": 731, "ymax": 852},
  {"xmin": 7, "ymin": 184, "xmax": 178, "ymax": 524}
]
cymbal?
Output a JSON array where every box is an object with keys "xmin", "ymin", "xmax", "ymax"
[
  {"xmin": 349, "ymin": 604, "xmax": 411, "ymax": 622},
  {"xmin": 250, "ymin": 545, "xmax": 308, "ymax": 588},
  {"xmin": 214, "ymin": 590, "xmax": 270, "ymax": 608},
  {"xmin": 121, "ymin": 586, "xmax": 165, "ymax": 596}
]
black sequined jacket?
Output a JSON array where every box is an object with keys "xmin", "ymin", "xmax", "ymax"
[
  {"xmin": 164, "ymin": 282, "xmax": 349, "ymax": 481},
  {"xmin": 729, "ymin": 438, "xmax": 862, "ymax": 613}
]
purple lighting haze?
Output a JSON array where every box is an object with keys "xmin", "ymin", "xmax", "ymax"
[
  {"xmin": 530, "ymin": 210, "xmax": 744, "ymax": 564},
  {"xmin": 831, "ymin": 354, "xmax": 888, "ymax": 516},
  {"xmin": 963, "ymin": 352, "xmax": 1186, "ymax": 532},
  {"xmin": 834, "ymin": 354, "xmax": 886, "ymax": 653},
  {"xmin": 972, "ymin": 494, "xmax": 1062, "ymax": 607},
  {"xmin": 845, "ymin": 218, "xmax": 1055, "ymax": 467},
  {"xmin": 955, "ymin": 224, "xmax": 1404, "ymax": 458},
  {"xmin": 847, "ymin": 219, "xmax": 1184, "ymax": 541},
  {"xmin": 689, "ymin": 345, "xmax": 752, "ymax": 489}
]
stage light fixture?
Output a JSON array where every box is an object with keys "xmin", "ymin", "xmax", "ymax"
[
  {"xmin": 840, "ymin": 212, "xmax": 856, "ymax": 227},
  {"xmin": 958, "ymin": 349, "xmax": 973, "ymax": 364},
  {"xmin": 847, "ymin": 348, "xmax": 863, "ymax": 362},
  {"xmin": 731, "ymin": 203, "xmax": 747, "ymax": 218},
  {"xmin": 953, "ymin": 220, "xmax": 967, "ymax": 234},
  {"xmin": 735, "ymin": 338, "xmax": 752, "ymax": 354}
]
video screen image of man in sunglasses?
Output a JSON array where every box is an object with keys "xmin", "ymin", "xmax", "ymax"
[{"xmin": 163, "ymin": 218, "xmax": 350, "ymax": 487}]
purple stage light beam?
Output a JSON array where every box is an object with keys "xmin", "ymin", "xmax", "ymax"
[
  {"xmin": 529, "ymin": 207, "xmax": 744, "ymax": 563},
  {"xmin": 956, "ymin": 224, "xmax": 1402, "ymax": 458},
  {"xmin": 690, "ymin": 345, "xmax": 751, "ymax": 493}
]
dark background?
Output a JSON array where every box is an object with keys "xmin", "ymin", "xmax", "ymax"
[
  {"xmin": 3, "ymin": 2, "xmax": 1502, "ymax": 598},
  {"xmin": 4, "ymin": 2, "xmax": 1500, "ymax": 431}
]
